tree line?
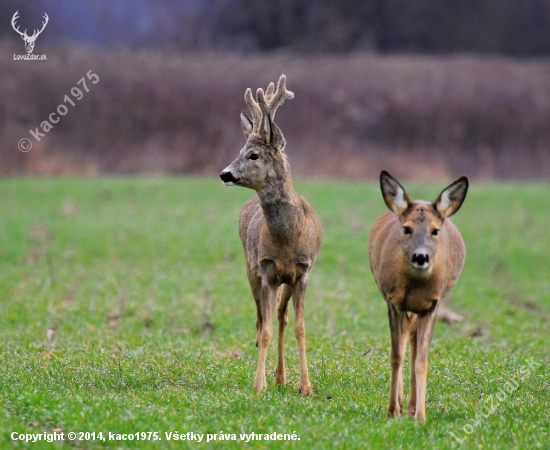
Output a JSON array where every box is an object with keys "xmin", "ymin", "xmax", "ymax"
[{"xmin": 2, "ymin": 0, "xmax": 550, "ymax": 56}]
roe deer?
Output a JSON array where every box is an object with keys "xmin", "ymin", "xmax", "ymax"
[
  {"xmin": 220, "ymin": 75, "xmax": 322, "ymax": 394},
  {"xmin": 367, "ymin": 171, "xmax": 468, "ymax": 421}
]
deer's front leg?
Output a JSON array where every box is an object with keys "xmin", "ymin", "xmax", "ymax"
[
  {"xmin": 407, "ymin": 314, "xmax": 419, "ymax": 416},
  {"xmin": 387, "ymin": 301, "xmax": 410, "ymax": 417},
  {"xmin": 292, "ymin": 279, "xmax": 312, "ymax": 395},
  {"xmin": 275, "ymin": 284, "xmax": 292, "ymax": 385},
  {"xmin": 246, "ymin": 267, "xmax": 262, "ymax": 348},
  {"xmin": 254, "ymin": 280, "xmax": 277, "ymax": 393},
  {"xmin": 414, "ymin": 307, "xmax": 438, "ymax": 421}
]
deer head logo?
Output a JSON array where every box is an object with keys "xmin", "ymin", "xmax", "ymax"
[{"xmin": 11, "ymin": 11, "xmax": 49, "ymax": 54}]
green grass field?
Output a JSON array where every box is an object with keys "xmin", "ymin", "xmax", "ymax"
[{"xmin": 0, "ymin": 177, "xmax": 548, "ymax": 449}]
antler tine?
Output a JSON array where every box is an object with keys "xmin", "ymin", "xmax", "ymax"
[
  {"xmin": 256, "ymin": 88, "xmax": 269, "ymax": 114},
  {"xmin": 266, "ymin": 74, "xmax": 294, "ymax": 119},
  {"xmin": 244, "ymin": 88, "xmax": 262, "ymax": 132},
  {"xmin": 11, "ymin": 10, "xmax": 19, "ymax": 26},
  {"xmin": 264, "ymin": 82, "xmax": 275, "ymax": 104}
]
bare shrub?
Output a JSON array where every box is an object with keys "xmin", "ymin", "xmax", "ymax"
[{"xmin": 1, "ymin": 39, "xmax": 549, "ymax": 179}]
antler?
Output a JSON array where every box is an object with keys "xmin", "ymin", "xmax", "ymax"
[
  {"xmin": 11, "ymin": 11, "xmax": 27, "ymax": 38},
  {"xmin": 264, "ymin": 75, "xmax": 294, "ymax": 120},
  {"xmin": 244, "ymin": 75, "xmax": 294, "ymax": 134},
  {"xmin": 11, "ymin": 11, "xmax": 49, "ymax": 40},
  {"xmin": 30, "ymin": 13, "xmax": 49, "ymax": 39}
]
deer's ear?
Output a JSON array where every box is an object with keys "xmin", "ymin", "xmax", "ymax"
[
  {"xmin": 240, "ymin": 111, "xmax": 253, "ymax": 139},
  {"xmin": 380, "ymin": 170, "xmax": 412, "ymax": 216},
  {"xmin": 269, "ymin": 118, "xmax": 285, "ymax": 152},
  {"xmin": 434, "ymin": 176, "xmax": 468, "ymax": 218}
]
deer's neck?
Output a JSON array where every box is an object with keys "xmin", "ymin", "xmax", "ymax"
[{"xmin": 257, "ymin": 170, "xmax": 304, "ymax": 242}]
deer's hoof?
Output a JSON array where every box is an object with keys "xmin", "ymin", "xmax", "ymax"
[
  {"xmin": 253, "ymin": 379, "xmax": 267, "ymax": 393},
  {"xmin": 387, "ymin": 405, "xmax": 401, "ymax": 418},
  {"xmin": 414, "ymin": 411, "xmax": 426, "ymax": 422},
  {"xmin": 275, "ymin": 372, "xmax": 287, "ymax": 386}
]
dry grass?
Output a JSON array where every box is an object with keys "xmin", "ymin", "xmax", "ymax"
[{"xmin": 2, "ymin": 38, "xmax": 550, "ymax": 179}]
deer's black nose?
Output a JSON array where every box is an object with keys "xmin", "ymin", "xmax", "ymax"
[
  {"xmin": 412, "ymin": 253, "xmax": 429, "ymax": 266},
  {"xmin": 220, "ymin": 171, "xmax": 237, "ymax": 183}
]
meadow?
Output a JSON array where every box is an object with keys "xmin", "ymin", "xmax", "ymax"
[{"xmin": 0, "ymin": 177, "xmax": 548, "ymax": 449}]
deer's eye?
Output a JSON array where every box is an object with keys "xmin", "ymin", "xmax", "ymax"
[
  {"xmin": 402, "ymin": 226, "xmax": 412, "ymax": 235},
  {"xmin": 248, "ymin": 154, "xmax": 259, "ymax": 161},
  {"xmin": 432, "ymin": 229, "xmax": 439, "ymax": 236}
]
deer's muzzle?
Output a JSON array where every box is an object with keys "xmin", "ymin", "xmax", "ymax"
[
  {"xmin": 220, "ymin": 170, "xmax": 238, "ymax": 186},
  {"xmin": 411, "ymin": 250, "xmax": 430, "ymax": 269}
]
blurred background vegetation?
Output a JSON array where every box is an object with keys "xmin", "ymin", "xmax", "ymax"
[{"xmin": 1, "ymin": 0, "xmax": 550, "ymax": 179}]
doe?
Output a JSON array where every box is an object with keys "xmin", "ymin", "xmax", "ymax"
[
  {"xmin": 220, "ymin": 75, "xmax": 322, "ymax": 394},
  {"xmin": 367, "ymin": 171, "xmax": 468, "ymax": 421}
]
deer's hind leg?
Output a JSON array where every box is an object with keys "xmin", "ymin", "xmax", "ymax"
[
  {"xmin": 275, "ymin": 284, "xmax": 292, "ymax": 385},
  {"xmin": 292, "ymin": 279, "xmax": 312, "ymax": 395}
]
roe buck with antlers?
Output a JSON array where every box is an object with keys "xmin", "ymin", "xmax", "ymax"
[
  {"xmin": 11, "ymin": 11, "xmax": 49, "ymax": 54},
  {"xmin": 367, "ymin": 171, "xmax": 468, "ymax": 421},
  {"xmin": 220, "ymin": 75, "xmax": 322, "ymax": 394}
]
